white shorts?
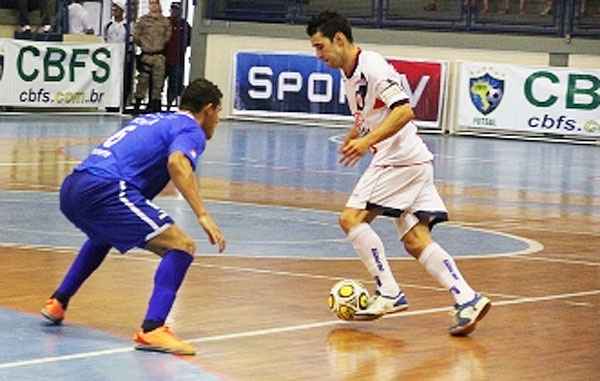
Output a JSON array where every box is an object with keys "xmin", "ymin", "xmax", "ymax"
[{"xmin": 346, "ymin": 162, "xmax": 448, "ymax": 238}]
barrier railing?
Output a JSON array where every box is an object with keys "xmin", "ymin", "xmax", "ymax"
[{"xmin": 204, "ymin": 0, "xmax": 599, "ymax": 38}]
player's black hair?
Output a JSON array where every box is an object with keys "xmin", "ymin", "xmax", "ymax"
[
  {"xmin": 306, "ymin": 11, "xmax": 353, "ymax": 43},
  {"xmin": 180, "ymin": 78, "xmax": 223, "ymax": 113}
]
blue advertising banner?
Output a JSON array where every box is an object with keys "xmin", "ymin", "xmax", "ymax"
[
  {"xmin": 233, "ymin": 51, "xmax": 448, "ymax": 130},
  {"xmin": 234, "ymin": 52, "xmax": 351, "ymax": 119}
]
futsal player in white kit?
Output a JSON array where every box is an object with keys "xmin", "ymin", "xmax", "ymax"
[{"xmin": 307, "ymin": 11, "xmax": 491, "ymax": 336}]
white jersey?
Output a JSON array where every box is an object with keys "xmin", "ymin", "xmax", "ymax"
[
  {"xmin": 104, "ymin": 20, "xmax": 127, "ymax": 43},
  {"xmin": 68, "ymin": 3, "xmax": 94, "ymax": 34},
  {"xmin": 342, "ymin": 50, "xmax": 433, "ymax": 166}
]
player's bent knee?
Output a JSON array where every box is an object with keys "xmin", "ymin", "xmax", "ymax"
[
  {"xmin": 167, "ymin": 241, "xmax": 196, "ymax": 257},
  {"xmin": 339, "ymin": 209, "xmax": 373, "ymax": 234},
  {"xmin": 403, "ymin": 223, "xmax": 433, "ymax": 258},
  {"xmin": 180, "ymin": 237, "xmax": 196, "ymax": 255},
  {"xmin": 172, "ymin": 232, "xmax": 196, "ymax": 255},
  {"xmin": 403, "ymin": 235, "xmax": 427, "ymax": 258},
  {"xmin": 339, "ymin": 212, "xmax": 357, "ymax": 233},
  {"xmin": 147, "ymin": 226, "xmax": 196, "ymax": 256},
  {"xmin": 403, "ymin": 241, "xmax": 424, "ymax": 258}
]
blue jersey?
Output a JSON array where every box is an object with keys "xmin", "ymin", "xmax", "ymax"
[{"xmin": 76, "ymin": 112, "xmax": 206, "ymax": 199}]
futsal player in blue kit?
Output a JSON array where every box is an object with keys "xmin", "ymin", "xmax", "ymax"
[{"xmin": 40, "ymin": 78, "xmax": 225, "ymax": 355}]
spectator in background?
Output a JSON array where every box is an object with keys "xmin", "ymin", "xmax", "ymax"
[
  {"xmin": 17, "ymin": 0, "xmax": 56, "ymax": 33},
  {"xmin": 82, "ymin": 0, "xmax": 102, "ymax": 36},
  {"xmin": 581, "ymin": 0, "xmax": 600, "ymax": 16},
  {"xmin": 104, "ymin": 0, "xmax": 132, "ymax": 110},
  {"xmin": 540, "ymin": 0, "xmax": 552, "ymax": 15},
  {"xmin": 133, "ymin": 0, "xmax": 171, "ymax": 113},
  {"xmin": 424, "ymin": 0, "xmax": 528, "ymax": 15},
  {"xmin": 165, "ymin": 1, "xmax": 191, "ymax": 111},
  {"xmin": 69, "ymin": 0, "xmax": 95, "ymax": 34},
  {"xmin": 564, "ymin": 0, "xmax": 598, "ymax": 17},
  {"xmin": 538, "ymin": 0, "xmax": 593, "ymax": 16},
  {"xmin": 476, "ymin": 0, "xmax": 489, "ymax": 14},
  {"xmin": 471, "ymin": 0, "xmax": 527, "ymax": 15},
  {"xmin": 498, "ymin": 0, "xmax": 526, "ymax": 14},
  {"xmin": 424, "ymin": 0, "xmax": 472, "ymax": 12},
  {"xmin": 423, "ymin": 0, "xmax": 440, "ymax": 12},
  {"xmin": 104, "ymin": 0, "xmax": 126, "ymax": 43}
]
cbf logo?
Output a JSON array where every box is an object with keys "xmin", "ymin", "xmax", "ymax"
[{"xmin": 469, "ymin": 72, "xmax": 504, "ymax": 115}]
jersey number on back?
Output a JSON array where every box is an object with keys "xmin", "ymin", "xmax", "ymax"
[{"xmin": 102, "ymin": 126, "xmax": 138, "ymax": 148}]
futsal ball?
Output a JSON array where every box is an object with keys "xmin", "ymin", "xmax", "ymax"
[
  {"xmin": 487, "ymin": 87, "xmax": 503, "ymax": 106},
  {"xmin": 328, "ymin": 279, "xmax": 370, "ymax": 321}
]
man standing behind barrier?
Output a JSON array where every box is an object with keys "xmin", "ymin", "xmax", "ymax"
[
  {"xmin": 104, "ymin": 0, "xmax": 126, "ymax": 43},
  {"xmin": 165, "ymin": 1, "xmax": 191, "ymax": 111},
  {"xmin": 68, "ymin": 0, "xmax": 95, "ymax": 34},
  {"xmin": 17, "ymin": 0, "xmax": 56, "ymax": 33},
  {"xmin": 133, "ymin": 0, "xmax": 171, "ymax": 113}
]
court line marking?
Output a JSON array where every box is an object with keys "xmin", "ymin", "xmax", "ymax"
[
  {"xmin": 507, "ymin": 255, "xmax": 600, "ymax": 267},
  {"xmin": 114, "ymin": 254, "xmax": 528, "ymax": 300},
  {"xmin": 3, "ymin": 234, "xmax": 596, "ymax": 269},
  {"xmin": 1, "ymin": 289, "xmax": 599, "ymax": 370},
  {"xmin": 5, "ymin": 241, "xmax": 594, "ymax": 301}
]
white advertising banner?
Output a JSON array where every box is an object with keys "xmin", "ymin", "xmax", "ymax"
[
  {"xmin": 458, "ymin": 62, "xmax": 600, "ymax": 137},
  {"xmin": 0, "ymin": 38, "xmax": 124, "ymax": 108}
]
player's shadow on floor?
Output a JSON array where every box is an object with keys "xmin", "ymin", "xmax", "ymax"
[
  {"xmin": 326, "ymin": 327, "xmax": 406, "ymax": 378},
  {"xmin": 326, "ymin": 327, "xmax": 489, "ymax": 379}
]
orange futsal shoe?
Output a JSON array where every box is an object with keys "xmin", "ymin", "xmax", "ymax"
[
  {"xmin": 133, "ymin": 326, "xmax": 196, "ymax": 355},
  {"xmin": 41, "ymin": 298, "xmax": 65, "ymax": 324}
]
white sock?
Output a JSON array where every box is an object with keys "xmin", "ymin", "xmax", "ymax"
[
  {"xmin": 347, "ymin": 223, "xmax": 400, "ymax": 297},
  {"xmin": 418, "ymin": 242, "xmax": 476, "ymax": 305}
]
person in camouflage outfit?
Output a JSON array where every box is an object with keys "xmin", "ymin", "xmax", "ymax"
[{"xmin": 133, "ymin": 0, "xmax": 171, "ymax": 112}]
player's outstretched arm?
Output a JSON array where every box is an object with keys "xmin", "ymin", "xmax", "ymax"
[
  {"xmin": 167, "ymin": 151, "xmax": 226, "ymax": 253},
  {"xmin": 364, "ymin": 103, "xmax": 415, "ymax": 146},
  {"xmin": 340, "ymin": 104, "xmax": 415, "ymax": 167}
]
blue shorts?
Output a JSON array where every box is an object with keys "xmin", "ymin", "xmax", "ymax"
[{"xmin": 60, "ymin": 171, "xmax": 174, "ymax": 253}]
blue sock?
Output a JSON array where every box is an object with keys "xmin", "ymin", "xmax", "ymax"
[
  {"xmin": 143, "ymin": 250, "xmax": 193, "ymax": 331},
  {"xmin": 54, "ymin": 239, "xmax": 111, "ymax": 307}
]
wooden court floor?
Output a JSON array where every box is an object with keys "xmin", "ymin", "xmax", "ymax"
[{"xmin": 0, "ymin": 117, "xmax": 599, "ymax": 380}]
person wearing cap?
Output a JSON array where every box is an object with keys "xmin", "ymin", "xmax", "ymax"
[
  {"xmin": 104, "ymin": 0, "xmax": 131, "ymax": 110},
  {"xmin": 104, "ymin": 0, "xmax": 126, "ymax": 43}
]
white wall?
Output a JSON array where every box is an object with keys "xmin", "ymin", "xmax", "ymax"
[{"xmin": 570, "ymin": 54, "xmax": 600, "ymax": 68}]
